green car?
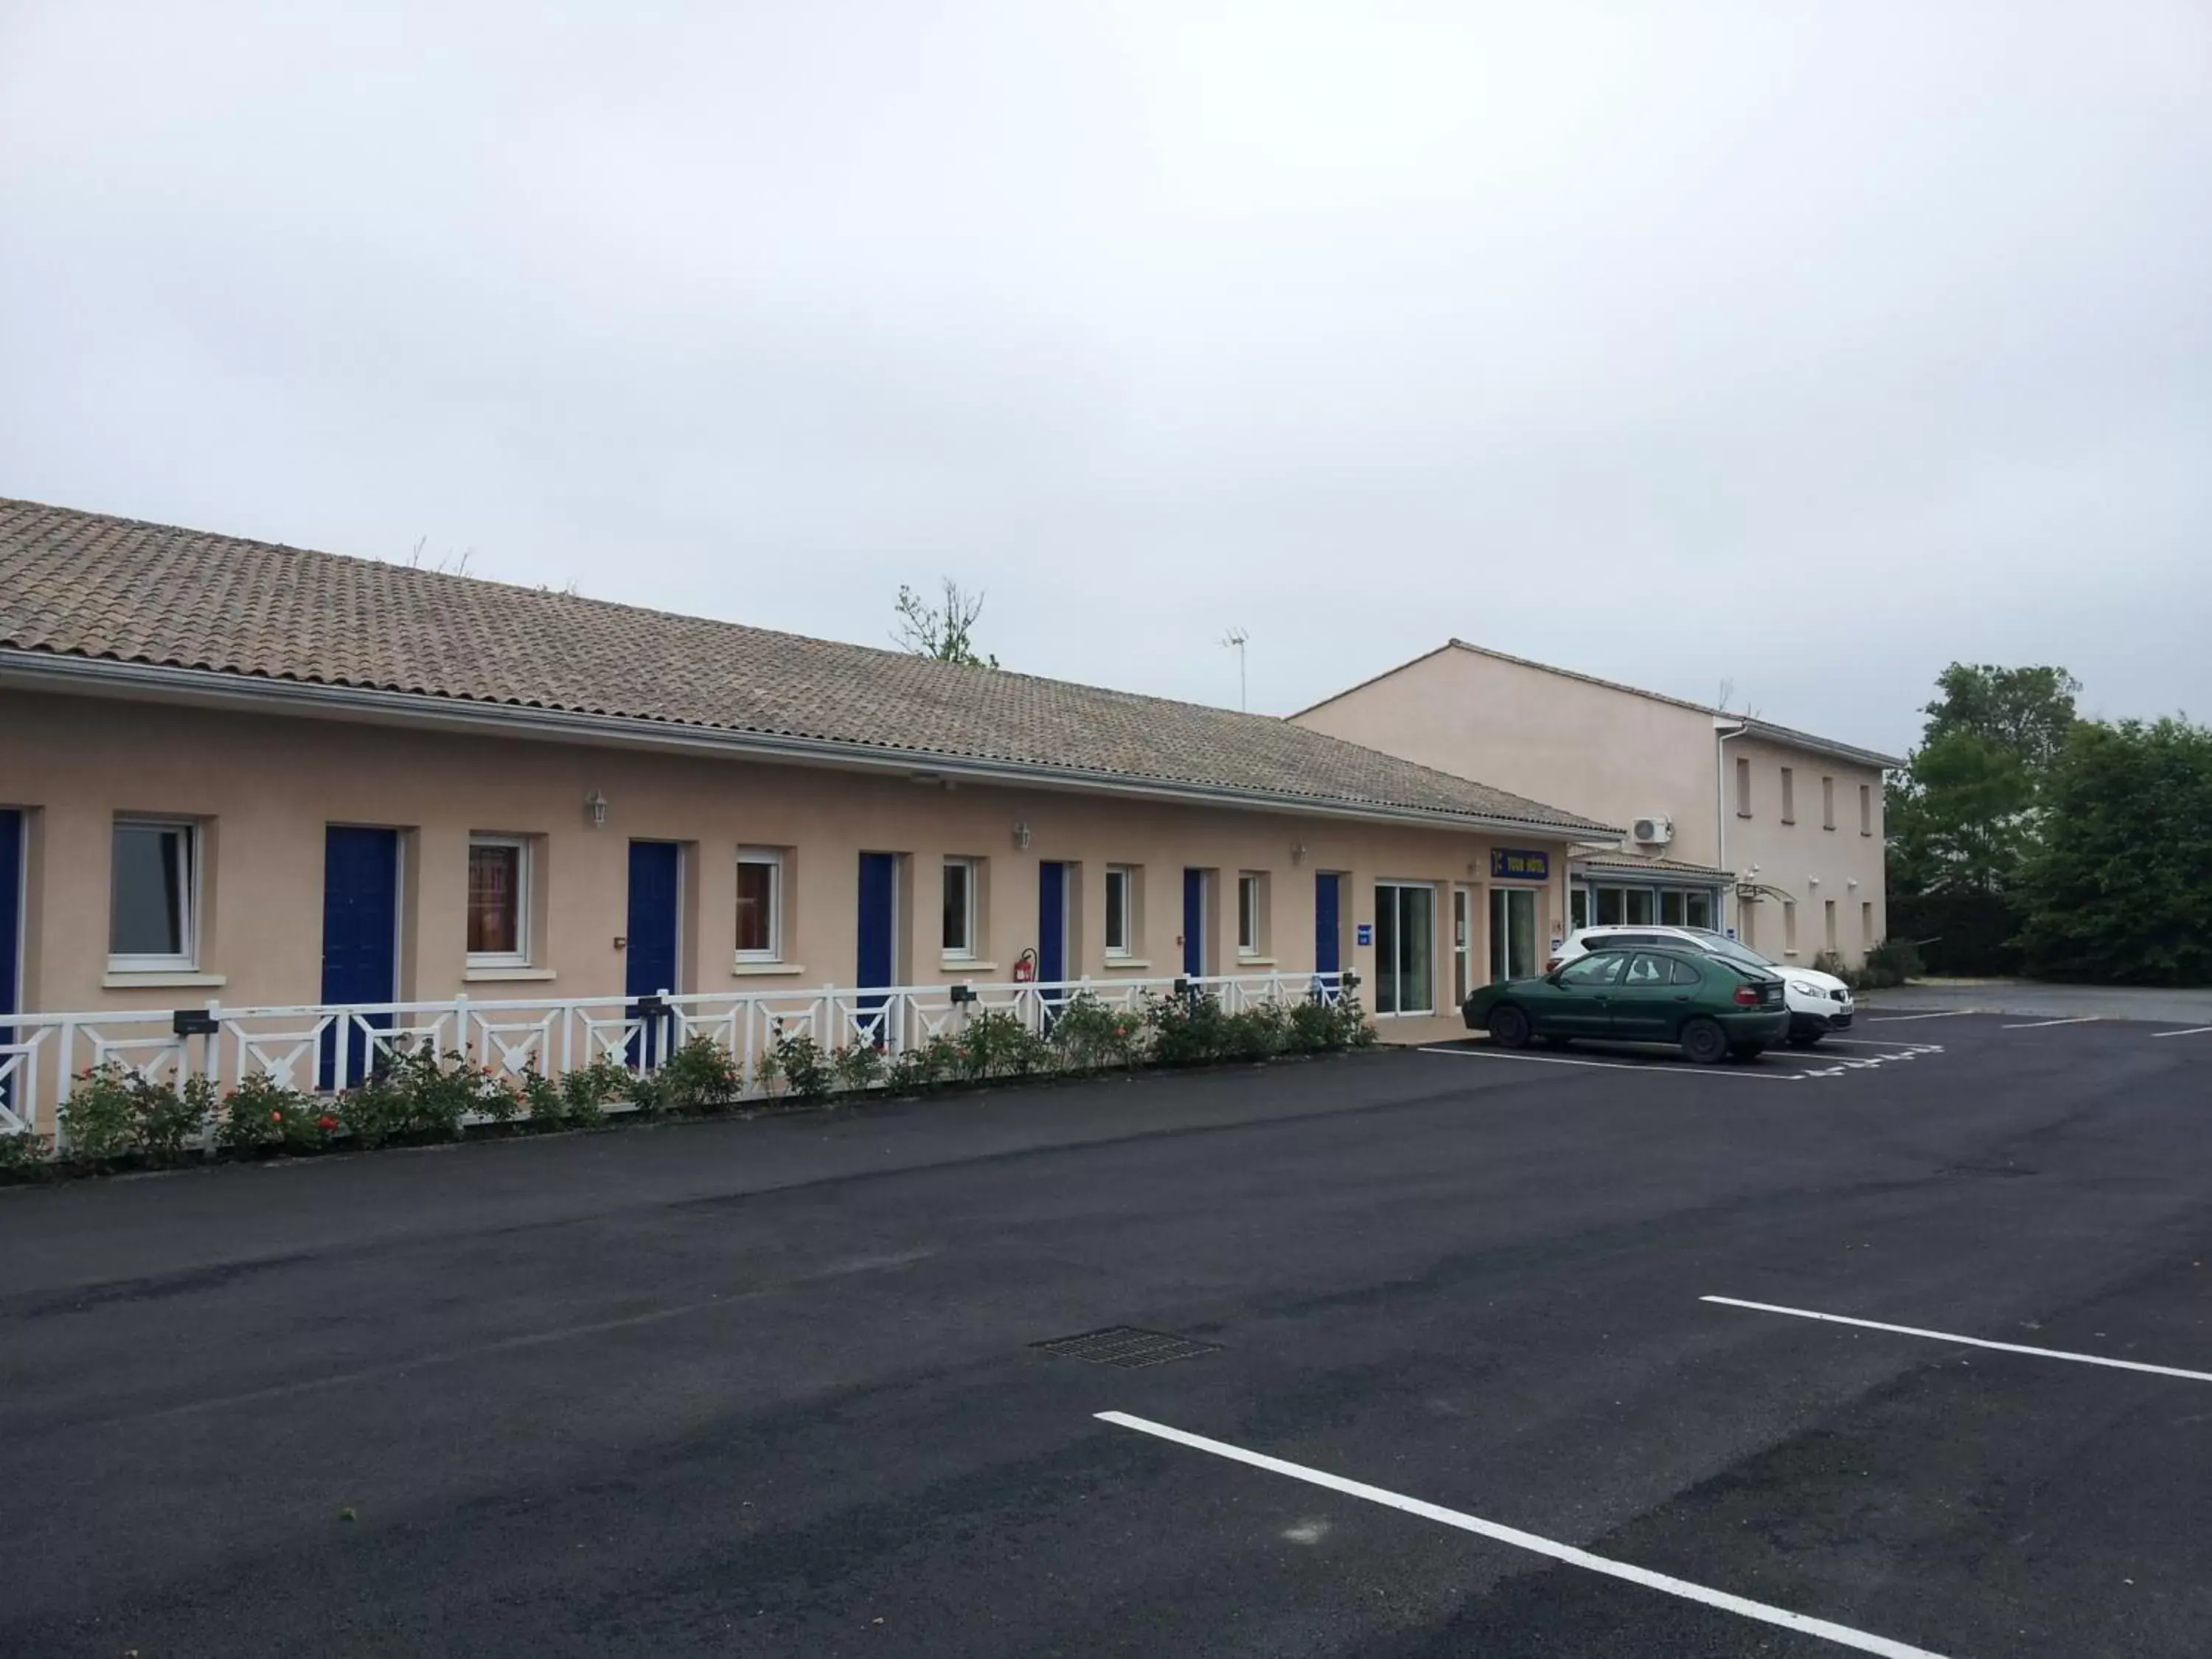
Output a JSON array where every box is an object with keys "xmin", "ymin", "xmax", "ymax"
[{"xmin": 1461, "ymin": 945, "xmax": 1790, "ymax": 1065}]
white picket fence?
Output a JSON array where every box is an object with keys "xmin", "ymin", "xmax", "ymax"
[{"xmin": 0, "ymin": 970, "xmax": 1355, "ymax": 1149}]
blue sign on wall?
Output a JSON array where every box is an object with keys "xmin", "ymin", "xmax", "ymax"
[
  {"xmin": 1490, "ymin": 847, "xmax": 1551, "ymax": 881},
  {"xmin": 1355, "ymin": 922, "xmax": 1374, "ymax": 947}
]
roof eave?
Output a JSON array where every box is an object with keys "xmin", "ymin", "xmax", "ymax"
[
  {"xmin": 0, "ymin": 649, "xmax": 1618, "ymax": 840},
  {"xmin": 1735, "ymin": 717, "xmax": 1907, "ymax": 771}
]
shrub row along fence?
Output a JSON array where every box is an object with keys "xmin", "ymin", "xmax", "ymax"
[{"xmin": 0, "ymin": 973, "xmax": 1371, "ymax": 1173}]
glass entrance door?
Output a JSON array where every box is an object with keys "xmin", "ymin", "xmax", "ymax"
[
  {"xmin": 1489, "ymin": 887, "xmax": 1538, "ymax": 982},
  {"xmin": 1373, "ymin": 881, "xmax": 1436, "ymax": 1015},
  {"xmin": 1452, "ymin": 886, "xmax": 1474, "ymax": 1004}
]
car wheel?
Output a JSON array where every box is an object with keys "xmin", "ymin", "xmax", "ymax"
[
  {"xmin": 1786, "ymin": 1031, "xmax": 1822, "ymax": 1048},
  {"xmin": 1488, "ymin": 1005, "xmax": 1533, "ymax": 1049},
  {"xmin": 1680, "ymin": 1018, "xmax": 1728, "ymax": 1065}
]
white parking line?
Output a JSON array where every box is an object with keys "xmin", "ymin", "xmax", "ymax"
[
  {"xmin": 1702, "ymin": 1296, "xmax": 2212, "ymax": 1384},
  {"xmin": 1863, "ymin": 1009, "xmax": 1980, "ymax": 1023},
  {"xmin": 1999, "ymin": 1016, "xmax": 2098, "ymax": 1030},
  {"xmin": 1096, "ymin": 1411, "xmax": 1948, "ymax": 1658},
  {"xmin": 2152, "ymin": 1026, "xmax": 2212, "ymax": 1038},
  {"xmin": 1416, "ymin": 1046, "xmax": 1800, "ymax": 1082},
  {"xmin": 1820, "ymin": 1037, "xmax": 1945, "ymax": 1051}
]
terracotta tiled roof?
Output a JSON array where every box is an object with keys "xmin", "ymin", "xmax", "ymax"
[
  {"xmin": 1571, "ymin": 850, "xmax": 1735, "ymax": 880},
  {"xmin": 0, "ymin": 498, "xmax": 1613, "ymax": 833}
]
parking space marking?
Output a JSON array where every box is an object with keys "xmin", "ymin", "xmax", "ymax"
[
  {"xmin": 2152, "ymin": 1026, "xmax": 2212, "ymax": 1038},
  {"xmin": 1821, "ymin": 1037, "xmax": 1946, "ymax": 1051},
  {"xmin": 1416, "ymin": 1046, "xmax": 1801, "ymax": 1082},
  {"xmin": 1703, "ymin": 1296, "xmax": 2212, "ymax": 1384},
  {"xmin": 1863, "ymin": 1010, "xmax": 1980, "ymax": 1023},
  {"xmin": 1096, "ymin": 1411, "xmax": 1950, "ymax": 1658},
  {"xmin": 1999, "ymin": 1015, "xmax": 2100, "ymax": 1030}
]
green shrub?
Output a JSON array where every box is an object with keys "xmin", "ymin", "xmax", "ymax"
[
  {"xmin": 59, "ymin": 1063, "xmax": 214, "ymax": 1164},
  {"xmin": 657, "ymin": 1035, "xmax": 745, "ymax": 1111},
  {"xmin": 1145, "ymin": 990, "xmax": 1229, "ymax": 1066},
  {"xmin": 771, "ymin": 1032, "xmax": 832, "ymax": 1100},
  {"xmin": 1853, "ymin": 937, "xmax": 1924, "ymax": 990},
  {"xmin": 830, "ymin": 1041, "xmax": 887, "ymax": 1096},
  {"xmin": 1219, "ymin": 1002, "xmax": 1292, "ymax": 1062},
  {"xmin": 958, "ymin": 1007, "xmax": 1048, "ymax": 1080},
  {"xmin": 218, "ymin": 1072, "xmax": 328, "ymax": 1152},
  {"xmin": 886, "ymin": 1030, "xmax": 961, "ymax": 1094},
  {"xmin": 557, "ymin": 1056, "xmax": 630, "ymax": 1127},
  {"xmin": 0, "ymin": 1127, "xmax": 49, "ymax": 1175},
  {"xmin": 1047, "ymin": 994, "xmax": 1147, "ymax": 1071}
]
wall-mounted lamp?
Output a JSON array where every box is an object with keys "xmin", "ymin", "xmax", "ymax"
[
  {"xmin": 1291, "ymin": 843, "xmax": 1307, "ymax": 866},
  {"xmin": 1847, "ymin": 878, "xmax": 1860, "ymax": 890},
  {"xmin": 1013, "ymin": 821, "xmax": 1032, "ymax": 850},
  {"xmin": 585, "ymin": 789, "xmax": 608, "ymax": 829},
  {"xmin": 1808, "ymin": 875, "xmax": 1820, "ymax": 887}
]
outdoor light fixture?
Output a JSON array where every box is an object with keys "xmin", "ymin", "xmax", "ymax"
[
  {"xmin": 1292, "ymin": 843, "xmax": 1307, "ymax": 866},
  {"xmin": 585, "ymin": 790, "xmax": 608, "ymax": 829},
  {"xmin": 1013, "ymin": 821, "xmax": 1032, "ymax": 849}
]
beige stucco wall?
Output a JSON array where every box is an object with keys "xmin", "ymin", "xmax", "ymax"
[
  {"xmin": 0, "ymin": 687, "xmax": 1580, "ymax": 1045},
  {"xmin": 1723, "ymin": 734, "xmax": 1888, "ymax": 966},
  {"xmin": 1295, "ymin": 647, "xmax": 1723, "ymax": 864},
  {"xmin": 1295, "ymin": 647, "xmax": 1893, "ymax": 966}
]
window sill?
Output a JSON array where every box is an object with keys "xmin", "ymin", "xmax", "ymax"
[
  {"xmin": 464, "ymin": 966, "xmax": 558, "ymax": 983},
  {"xmin": 732, "ymin": 961, "xmax": 806, "ymax": 978},
  {"xmin": 102, "ymin": 970, "xmax": 226, "ymax": 990},
  {"xmin": 1101, "ymin": 957, "xmax": 1152, "ymax": 970},
  {"xmin": 1736, "ymin": 812, "xmax": 1753, "ymax": 819},
  {"xmin": 940, "ymin": 959, "xmax": 996, "ymax": 974},
  {"xmin": 1235, "ymin": 954, "xmax": 1278, "ymax": 967}
]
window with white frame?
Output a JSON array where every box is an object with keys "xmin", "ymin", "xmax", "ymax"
[
  {"xmin": 942, "ymin": 857, "xmax": 978, "ymax": 959},
  {"xmin": 735, "ymin": 848, "xmax": 783, "ymax": 961},
  {"xmin": 110, "ymin": 818, "xmax": 200, "ymax": 970},
  {"xmin": 1237, "ymin": 872, "xmax": 1267, "ymax": 956},
  {"xmin": 1376, "ymin": 880, "xmax": 1437, "ymax": 1015},
  {"xmin": 1104, "ymin": 865, "xmax": 1134, "ymax": 957},
  {"xmin": 467, "ymin": 835, "xmax": 530, "ymax": 966}
]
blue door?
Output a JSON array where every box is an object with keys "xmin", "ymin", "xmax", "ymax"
[
  {"xmin": 0, "ymin": 810, "xmax": 21, "ymax": 1113},
  {"xmin": 1037, "ymin": 861, "xmax": 1068, "ymax": 1028},
  {"xmin": 1182, "ymin": 869, "xmax": 1206, "ymax": 978},
  {"xmin": 319, "ymin": 826, "xmax": 399, "ymax": 1088},
  {"xmin": 1037, "ymin": 863, "xmax": 1068, "ymax": 984},
  {"xmin": 1314, "ymin": 872, "xmax": 1341, "ymax": 978},
  {"xmin": 857, "ymin": 852, "xmax": 897, "ymax": 1045},
  {"xmin": 626, "ymin": 841, "xmax": 681, "ymax": 1066}
]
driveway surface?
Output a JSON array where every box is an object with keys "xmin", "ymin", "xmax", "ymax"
[
  {"xmin": 3, "ymin": 1015, "xmax": 2209, "ymax": 1657},
  {"xmin": 1864, "ymin": 979, "xmax": 2212, "ymax": 1026}
]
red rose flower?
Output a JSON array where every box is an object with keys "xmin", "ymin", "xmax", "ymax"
[
  {"xmin": 269, "ymin": 1108, "xmax": 284, "ymax": 1122},
  {"xmin": 316, "ymin": 1113, "xmax": 339, "ymax": 1132}
]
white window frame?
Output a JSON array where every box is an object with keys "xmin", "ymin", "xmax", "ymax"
[
  {"xmin": 108, "ymin": 817, "xmax": 201, "ymax": 972},
  {"xmin": 735, "ymin": 847, "xmax": 784, "ymax": 963},
  {"xmin": 467, "ymin": 834, "xmax": 532, "ymax": 968},
  {"xmin": 1237, "ymin": 872, "xmax": 1262, "ymax": 956},
  {"xmin": 1103, "ymin": 865, "xmax": 1134, "ymax": 959},
  {"xmin": 942, "ymin": 856, "xmax": 978, "ymax": 961}
]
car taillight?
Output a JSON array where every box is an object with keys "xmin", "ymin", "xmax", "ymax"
[{"xmin": 1733, "ymin": 984, "xmax": 1759, "ymax": 1006}]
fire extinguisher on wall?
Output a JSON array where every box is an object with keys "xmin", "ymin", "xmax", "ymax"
[{"xmin": 1012, "ymin": 947, "xmax": 1038, "ymax": 984}]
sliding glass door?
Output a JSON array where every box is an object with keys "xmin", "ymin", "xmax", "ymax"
[
  {"xmin": 1373, "ymin": 882, "xmax": 1436, "ymax": 1015},
  {"xmin": 1489, "ymin": 887, "xmax": 1539, "ymax": 982}
]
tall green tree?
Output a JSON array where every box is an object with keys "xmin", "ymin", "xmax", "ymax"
[
  {"xmin": 1885, "ymin": 662, "xmax": 2079, "ymax": 973},
  {"xmin": 2017, "ymin": 718, "xmax": 2212, "ymax": 985}
]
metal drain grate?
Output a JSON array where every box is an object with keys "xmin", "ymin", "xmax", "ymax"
[{"xmin": 1032, "ymin": 1326, "xmax": 1222, "ymax": 1368}]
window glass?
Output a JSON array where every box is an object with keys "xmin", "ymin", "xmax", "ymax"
[
  {"xmin": 1489, "ymin": 886, "xmax": 1537, "ymax": 983},
  {"xmin": 1735, "ymin": 756, "xmax": 1752, "ymax": 815},
  {"xmin": 1237, "ymin": 874, "xmax": 1260, "ymax": 953},
  {"xmin": 111, "ymin": 821, "xmax": 193, "ymax": 961},
  {"xmin": 1558, "ymin": 953, "xmax": 1625, "ymax": 987},
  {"xmin": 1860, "ymin": 783, "xmax": 1873, "ymax": 835},
  {"xmin": 1668, "ymin": 957, "xmax": 1704, "ymax": 987},
  {"xmin": 1686, "ymin": 891, "xmax": 1714, "ymax": 930},
  {"xmin": 467, "ymin": 841, "xmax": 522, "ymax": 958},
  {"xmin": 1781, "ymin": 767, "xmax": 1796, "ymax": 822},
  {"xmin": 942, "ymin": 858, "xmax": 975, "ymax": 956},
  {"xmin": 736, "ymin": 851, "xmax": 781, "ymax": 959},
  {"xmin": 1822, "ymin": 776, "xmax": 1836, "ymax": 830},
  {"xmin": 1376, "ymin": 881, "xmax": 1436, "ymax": 1012},
  {"xmin": 1621, "ymin": 953, "xmax": 1670, "ymax": 987},
  {"xmin": 1659, "ymin": 890, "xmax": 1686, "ymax": 926},
  {"xmin": 1625, "ymin": 888, "xmax": 1655, "ymax": 925},
  {"xmin": 1570, "ymin": 887, "xmax": 1590, "ymax": 930},
  {"xmin": 1104, "ymin": 867, "xmax": 1130, "ymax": 955},
  {"xmin": 1595, "ymin": 886, "xmax": 1625, "ymax": 926}
]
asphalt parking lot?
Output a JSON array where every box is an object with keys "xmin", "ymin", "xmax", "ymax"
[{"xmin": 2, "ymin": 1011, "xmax": 2208, "ymax": 1657}]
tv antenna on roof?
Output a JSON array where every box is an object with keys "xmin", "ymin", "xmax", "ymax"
[{"xmin": 1221, "ymin": 627, "xmax": 1249, "ymax": 711}]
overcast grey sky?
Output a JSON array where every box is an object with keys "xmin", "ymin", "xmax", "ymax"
[{"xmin": 2, "ymin": 2, "xmax": 2205, "ymax": 754}]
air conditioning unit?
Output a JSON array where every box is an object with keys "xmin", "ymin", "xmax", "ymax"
[{"xmin": 1632, "ymin": 815, "xmax": 1674, "ymax": 846}]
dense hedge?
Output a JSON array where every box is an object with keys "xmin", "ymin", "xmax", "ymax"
[{"xmin": 0, "ymin": 990, "xmax": 1374, "ymax": 1178}]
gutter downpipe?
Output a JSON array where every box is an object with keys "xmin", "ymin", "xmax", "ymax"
[{"xmin": 1714, "ymin": 717, "xmax": 1748, "ymax": 937}]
